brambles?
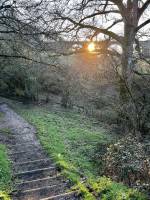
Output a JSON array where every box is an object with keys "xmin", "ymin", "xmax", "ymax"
[{"xmin": 104, "ymin": 135, "xmax": 150, "ymax": 193}]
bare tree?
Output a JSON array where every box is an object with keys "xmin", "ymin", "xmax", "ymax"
[
  {"xmin": 0, "ymin": 0, "xmax": 64, "ymax": 101},
  {"xmin": 1, "ymin": 1, "xmax": 149, "ymax": 72},
  {"xmin": 1, "ymin": 1, "xmax": 149, "ymax": 91},
  {"xmin": 0, "ymin": 0, "xmax": 60, "ymax": 64},
  {"xmin": 47, "ymin": 0, "xmax": 150, "ymax": 100}
]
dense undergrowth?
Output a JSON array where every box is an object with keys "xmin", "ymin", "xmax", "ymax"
[{"xmin": 17, "ymin": 105, "xmax": 147, "ymax": 200}]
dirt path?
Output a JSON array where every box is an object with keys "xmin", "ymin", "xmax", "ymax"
[{"xmin": 0, "ymin": 104, "xmax": 78, "ymax": 200}]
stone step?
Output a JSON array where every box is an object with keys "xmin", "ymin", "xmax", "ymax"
[
  {"xmin": 9, "ymin": 149, "xmax": 43, "ymax": 156},
  {"xmin": 0, "ymin": 134, "xmax": 14, "ymax": 141},
  {"xmin": 15, "ymin": 167, "xmax": 57, "ymax": 181},
  {"xmin": 13, "ymin": 184, "xmax": 68, "ymax": 200},
  {"xmin": 16, "ymin": 126, "xmax": 35, "ymax": 134},
  {"xmin": 8, "ymin": 142, "xmax": 41, "ymax": 151},
  {"xmin": 40, "ymin": 191, "xmax": 79, "ymax": 200},
  {"xmin": 11, "ymin": 134, "xmax": 37, "ymax": 143},
  {"xmin": 16, "ymin": 175, "xmax": 66, "ymax": 191},
  {"xmin": 0, "ymin": 136, "xmax": 16, "ymax": 145},
  {"xmin": 10, "ymin": 151, "xmax": 47, "ymax": 163},
  {"xmin": 0, "ymin": 105, "xmax": 78, "ymax": 200},
  {"xmin": 9, "ymin": 149, "xmax": 46, "ymax": 158},
  {"xmin": 8, "ymin": 144, "xmax": 42, "ymax": 154},
  {"xmin": 13, "ymin": 158, "xmax": 54, "ymax": 172}
]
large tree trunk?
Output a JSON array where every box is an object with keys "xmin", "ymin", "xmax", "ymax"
[
  {"xmin": 119, "ymin": 0, "xmax": 139, "ymax": 102},
  {"xmin": 120, "ymin": 40, "xmax": 134, "ymax": 101},
  {"xmin": 120, "ymin": 26, "xmax": 135, "ymax": 101},
  {"xmin": 119, "ymin": 18, "xmax": 141, "ymax": 135}
]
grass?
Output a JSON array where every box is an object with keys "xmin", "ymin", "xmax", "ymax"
[
  {"xmin": 17, "ymin": 105, "xmax": 147, "ymax": 200},
  {"xmin": 0, "ymin": 107, "xmax": 12, "ymax": 199},
  {"xmin": 0, "ymin": 144, "xmax": 12, "ymax": 200},
  {"xmin": 0, "ymin": 97, "xmax": 146, "ymax": 199},
  {"xmin": 19, "ymin": 106, "xmax": 113, "ymax": 180}
]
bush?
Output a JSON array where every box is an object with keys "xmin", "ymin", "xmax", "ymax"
[
  {"xmin": 94, "ymin": 108, "xmax": 118, "ymax": 124},
  {"xmin": 90, "ymin": 176, "xmax": 146, "ymax": 200},
  {"xmin": 0, "ymin": 64, "xmax": 40, "ymax": 101},
  {"xmin": 103, "ymin": 135, "xmax": 150, "ymax": 193},
  {"xmin": 93, "ymin": 142, "xmax": 112, "ymax": 175},
  {"xmin": 74, "ymin": 176, "xmax": 146, "ymax": 200}
]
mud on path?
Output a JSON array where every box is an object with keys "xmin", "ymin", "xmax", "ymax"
[{"xmin": 0, "ymin": 104, "xmax": 78, "ymax": 200}]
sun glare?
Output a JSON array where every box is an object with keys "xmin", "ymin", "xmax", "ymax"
[{"xmin": 88, "ymin": 42, "xmax": 95, "ymax": 52}]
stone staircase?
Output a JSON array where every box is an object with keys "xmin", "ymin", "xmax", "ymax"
[{"xmin": 0, "ymin": 104, "xmax": 79, "ymax": 200}]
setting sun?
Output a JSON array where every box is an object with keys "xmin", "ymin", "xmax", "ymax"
[{"xmin": 88, "ymin": 42, "xmax": 95, "ymax": 52}]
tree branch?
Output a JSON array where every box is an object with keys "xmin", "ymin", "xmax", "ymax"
[
  {"xmin": 0, "ymin": 54, "xmax": 57, "ymax": 66},
  {"xmin": 79, "ymin": 10, "xmax": 120, "ymax": 23},
  {"xmin": 0, "ymin": 4, "xmax": 11, "ymax": 10},
  {"xmin": 55, "ymin": 14, "xmax": 123, "ymax": 44},
  {"xmin": 133, "ymin": 70, "xmax": 150, "ymax": 76},
  {"xmin": 106, "ymin": 19, "xmax": 123, "ymax": 30},
  {"xmin": 138, "ymin": 0, "xmax": 150, "ymax": 18},
  {"xmin": 0, "ymin": 0, "xmax": 14, "ymax": 10},
  {"xmin": 109, "ymin": 0, "xmax": 126, "ymax": 17},
  {"xmin": 136, "ymin": 19, "xmax": 150, "ymax": 32}
]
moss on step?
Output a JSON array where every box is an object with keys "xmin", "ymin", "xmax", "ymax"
[
  {"xmin": 0, "ymin": 191, "xmax": 11, "ymax": 200},
  {"xmin": 0, "ymin": 111, "xmax": 4, "ymax": 120},
  {"xmin": 0, "ymin": 128, "xmax": 12, "ymax": 135}
]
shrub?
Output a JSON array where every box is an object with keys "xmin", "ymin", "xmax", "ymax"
[
  {"xmin": 90, "ymin": 176, "xmax": 147, "ymax": 200},
  {"xmin": 73, "ymin": 176, "xmax": 147, "ymax": 200},
  {"xmin": 73, "ymin": 177, "xmax": 146, "ymax": 200},
  {"xmin": 0, "ymin": 64, "xmax": 39, "ymax": 101},
  {"xmin": 93, "ymin": 109, "xmax": 118, "ymax": 124},
  {"xmin": 103, "ymin": 135, "xmax": 150, "ymax": 193},
  {"xmin": 93, "ymin": 142, "xmax": 112, "ymax": 175}
]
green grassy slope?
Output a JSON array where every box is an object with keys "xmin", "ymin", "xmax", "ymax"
[
  {"xmin": 19, "ymin": 106, "xmax": 112, "ymax": 180},
  {"xmin": 18, "ymin": 105, "xmax": 147, "ymax": 200}
]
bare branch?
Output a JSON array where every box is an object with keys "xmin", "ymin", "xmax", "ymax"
[
  {"xmin": 0, "ymin": 54, "xmax": 56, "ymax": 66},
  {"xmin": 55, "ymin": 13, "xmax": 123, "ymax": 44},
  {"xmin": 79, "ymin": 10, "xmax": 121, "ymax": 23},
  {"xmin": 109, "ymin": 0, "xmax": 126, "ymax": 17},
  {"xmin": 136, "ymin": 19, "xmax": 150, "ymax": 32},
  {"xmin": 106, "ymin": 19, "xmax": 123, "ymax": 30},
  {"xmin": 133, "ymin": 70, "xmax": 150, "ymax": 76},
  {"xmin": 0, "ymin": 0, "xmax": 12, "ymax": 10},
  {"xmin": 138, "ymin": 0, "xmax": 150, "ymax": 18}
]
